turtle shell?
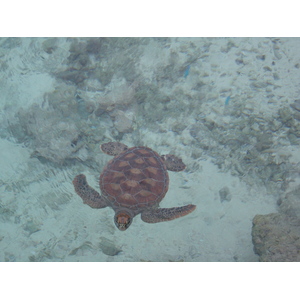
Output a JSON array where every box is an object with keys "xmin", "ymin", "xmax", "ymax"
[{"xmin": 100, "ymin": 146, "xmax": 169, "ymax": 210}]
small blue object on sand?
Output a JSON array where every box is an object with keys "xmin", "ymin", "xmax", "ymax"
[
  {"xmin": 225, "ymin": 96, "xmax": 231, "ymax": 106},
  {"xmin": 184, "ymin": 65, "xmax": 190, "ymax": 78}
]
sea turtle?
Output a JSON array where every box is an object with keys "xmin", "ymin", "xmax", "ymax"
[{"xmin": 73, "ymin": 142, "xmax": 196, "ymax": 231}]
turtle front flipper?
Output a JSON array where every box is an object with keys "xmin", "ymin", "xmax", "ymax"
[
  {"xmin": 141, "ymin": 204, "xmax": 196, "ymax": 223},
  {"xmin": 73, "ymin": 174, "xmax": 107, "ymax": 209},
  {"xmin": 100, "ymin": 142, "xmax": 128, "ymax": 156},
  {"xmin": 161, "ymin": 154, "xmax": 186, "ymax": 172}
]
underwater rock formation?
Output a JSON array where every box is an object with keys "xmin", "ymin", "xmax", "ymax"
[
  {"xmin": 12, "ymin": 100, "xmax": 84, "ymax": 163},
  {"xmin": 279, "ymin": 186, "xmax": 300, "ymax": 219},
  {"xmin": 252, "ymin": 186, "xmax": 300, "ymax": 262}
]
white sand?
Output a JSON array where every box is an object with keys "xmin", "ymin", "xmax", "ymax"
[{"xmin": 1, "ymin": 37, "xmax": 299, "ymax": 261}]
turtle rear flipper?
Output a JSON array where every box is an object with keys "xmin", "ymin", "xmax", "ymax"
[
  {"xmin": 73, "ymin": 174, "xmax": 107, "ymax": 209},
  {"xmin": 141, "ymin": 204, "xmax": 196, "ymax": 223}
]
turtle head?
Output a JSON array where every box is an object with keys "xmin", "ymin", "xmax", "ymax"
[{"xmin": 114, "ymin": 211, "xmax": 133, "ymax": 231}]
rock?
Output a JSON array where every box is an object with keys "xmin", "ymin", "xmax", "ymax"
[
  {"xmin": 290, "ymin": 100, "xmax": 300, "ymax": 112},
  {"xmin": 69, "ymin": 241, "xmax": 94, "ymax": 256},
  {"xmin": 252, "ymin": 213, "xmax": 300, "ymax": 262},
  {"xmin": 42, "ymin": 38, "xmax": 58, "ymax": 54},
  {"xmin": 219, "ymin": 186, "xmax": 231, "ymax": 202},
  {"xmin": 5, "ymin": 252, "xmax": 16, "ymax": 262},
  {"xmin": 56, "ymin": 68, "xmax": 88, "ymax": 85},
  {"xmin": 252, "ymin": 185, "xmax": 300, "ymax": 262},
  {"xmin": 99, "ymin": 237, "xmax": 121, "ymax": 256},
  {"xmin": 255, "ymin": 133, "xmax": 273, "ymax": 151},
  {"xmin": 278, "ymin": 107, "xmax": 295, "ymax": 127},
  {"xmin": 112, "ymin": 110, "xmax": 134, "ymax": 133},
  {"xmin": 23, "ymin": 219, "xmax": 41, "ymax": 235},
  {"xmin": 16, "ymin": 103, "xmax": 83, "ymax": 163},
  {"xmin": 278, "ymin": 185, "xmax": 300, "ymax": 219}
]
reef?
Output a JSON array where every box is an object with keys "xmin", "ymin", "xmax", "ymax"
[{"xmin": 252, "ymin": 186, "xmax": 300, "ymax": 262}]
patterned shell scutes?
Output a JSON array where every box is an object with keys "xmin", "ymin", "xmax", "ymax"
[{"xmin": 100, "ymin": 147, "xmax": 169, "ymax": 210}]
